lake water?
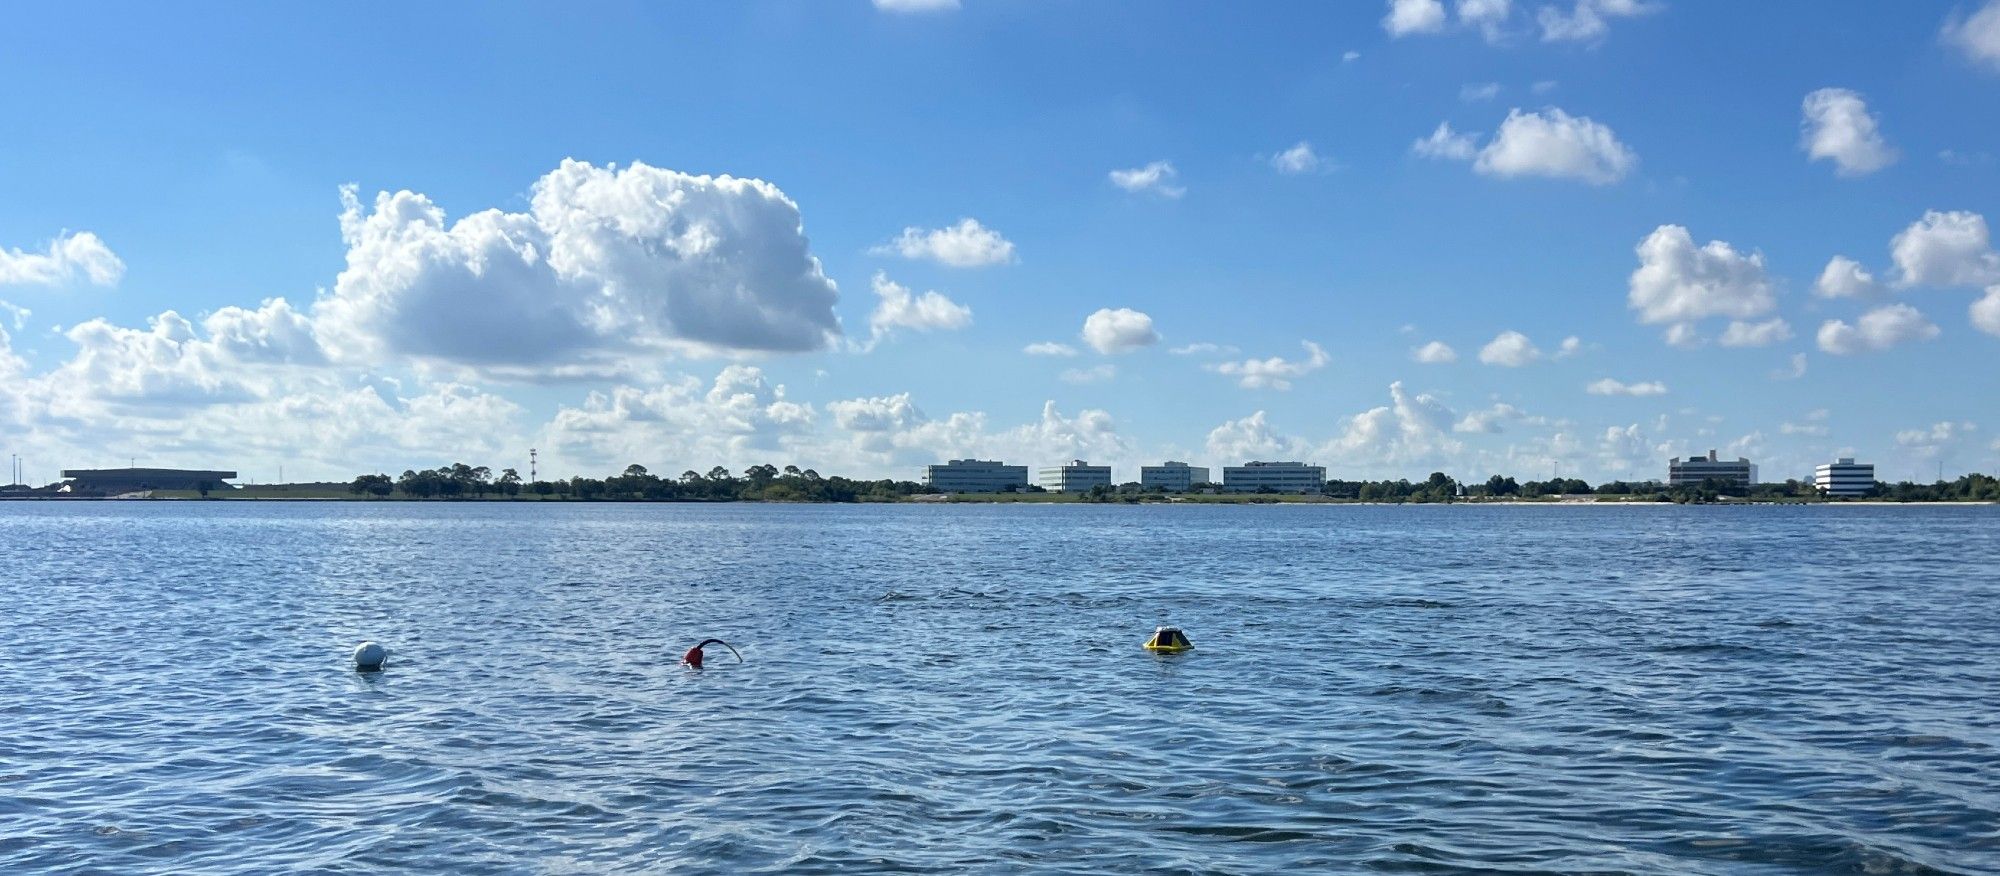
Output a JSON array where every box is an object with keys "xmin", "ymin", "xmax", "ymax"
[{"xmin": 1, "ymin": 502, "xmax": 1996, "ymax": 874}]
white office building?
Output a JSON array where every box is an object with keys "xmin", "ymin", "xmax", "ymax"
[
  {"xmin": 1223, "ymin": 461, "xmax": 1326, "ymax": 493},
  {"xmin": 924, "ymin": 459, "xmax": 1029, "ymax": 493},
  {"xmin": 1140, "ymin": 461, "xmax": 1210, "ymax": 491},
  {"xmin": 1669, "ymin": 450, "xmax": 1758, "ymax": 488},
  {"xmin": 1038, "ymin": 460, "xmax": 1113, "ymax": 493},
  {"xmin": 1814, "ymin": 458, "xmax": 1874, "ymax": 497}
]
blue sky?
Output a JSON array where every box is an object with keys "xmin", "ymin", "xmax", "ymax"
[{"xmin": 3, "ymin": 0, "xmax": 1998, "ymax": 484}]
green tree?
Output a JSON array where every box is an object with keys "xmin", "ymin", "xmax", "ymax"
[{"xmin": 396, "ymin": 469, "xmax": 436, "ymax": 498}]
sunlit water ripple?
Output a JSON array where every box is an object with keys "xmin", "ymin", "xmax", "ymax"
[{"xmin": 2, "ymin": 502, "xmax": 1996, "ymax": 874}]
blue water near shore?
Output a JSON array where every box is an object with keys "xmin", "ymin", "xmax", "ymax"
[{"xmin": 2, "ymin": 502, "xmax": 1997, "ymax": 874}]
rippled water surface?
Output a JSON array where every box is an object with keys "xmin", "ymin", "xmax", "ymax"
[{"xmin": 3, "ymin": 502, "xmax": 1998, "ymax": 874}]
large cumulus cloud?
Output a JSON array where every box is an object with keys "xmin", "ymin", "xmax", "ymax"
[{"xmin": 313, "ymin": 159, "xmax": 843, "ymax": 370}]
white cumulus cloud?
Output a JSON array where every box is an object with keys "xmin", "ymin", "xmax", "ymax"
[
  {"xmin": 1800, "ymin": 88, "xmax": 1897, "ymax": 177},
  {"xmin": 1970, "ymin": 286, "xmax": 2000, "ymax": 337},
  {"xmin": 1080, "ymin": 307, "xmax": 1159, "ymax": 354},
  {"xmin": 1109, "ymin": 160, "xmax": 1184, "ymax": 198},
  {"xmin": 1628, "ymin": 225, "xmax": 1775, "ymax": 330},
  {"xmin": 1586, "ymin": 377, "xmax": 1668, "ymax": 396},
  {"xmin": 828, "ymin": 393, "xmax": 924, "ymax": 433},
  {"xmin": 1270, "ymin": 142, "xmax": 1326, "ymax": 175},
  {"xmin": 0, "ymin": 231, "xmax": 124, "ymax": 288},
  {"xmin": 1475, "ymin": 108, "xmax": 1636, "ymax": 185},
  {"xmin": 1411, "ymin": 340, "xmax": 1459, "ymax": 363},
  {"xmin": 1814, "ymin": 255, "xmax": 1881, "ymax": 299},
  {"xmin": 1816, "ymin": 304, "xmax": 1941, "ymax": 355},
  {"xmin": 1206, "ymin": 410, "xmax": 1308, "ymax": 462},
  {"xmin": 1890, "ymin": 210, "xmax": 2000, "ymax": 287},
  {"xmin": 46, "ymin": 299, "xmax": 326, "ymax": 410},
  {"xmin": 1023, "ymin": 341, "xmax": 1078, "ymax": 357},
  {"xmin": 873, "ymin": 218, "xmax": 1016, "ymax": 267},
  {"xmin": 1537, "ymin": 0, "xmax": 1657, "ymax": 43},
  {"xmin": 1455, "ymin": 402, "xmax": 1526, "ymax": 433},
  {"xmin": 1383, "ymin": 0, "xmax": 1448, "ymax": 36},
  {"xmin": 865, "ymin": 272, "xmax": 971, "ymax": 350},
  {"xmin": 1460, "ymin": 0, "xmax": 1513, "ymax": 41},
  {"xmin": 1944, "ymin": 0, "xmax": 2000, "ymax": 71},
  {"xmin": 1479, "ymin": 330, "xmax": 1542, "ymax": 366},
  {"xmin": 1412, "ymin": 122, "xmax": 1479, "ymax": 161},
  {"xmin": 312, "ymin": 160, "xmax": 842, "ymax": 370},
  {"xmin": 1207, "ymin": 341, "xmax": 1330, "ymax": 390},
  {"xmin": 1323, "ymin": 382, "xmax": 1464, "ymax": 466},
  {"xmin": 1718, "ymin": 318, "xmax": 1793, "ymax": 348},
  {"xmin": 1895, "ymin": 420, "xmax": 1977, "ymax": 452},
  {"xmin": 541, "ymin": 365, "xmax": 815, "ymax": 470},
  {"xmin": 0, "ymin": 323, "xmax": 23, "ymax": 380}
]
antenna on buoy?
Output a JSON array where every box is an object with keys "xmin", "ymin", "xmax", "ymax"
[{"xmin": 682, "ymin": 638, "xmax": 742, "ymax": 669}]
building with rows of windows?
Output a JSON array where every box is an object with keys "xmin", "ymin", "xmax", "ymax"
[
  {"xmin": 923, "ymin": 459, "xmax": 1332, "ymax": 494},
  {"xmin": 1814, "ymin": 458, "xmax": 1874, "ymax": 497},
  {"xmin": 1668, "ymin": 450, "xmax": 1758, "ymax": 488},
  {"xmin": 923, "ymin": 459, "xmax": 1029, "ymax": 493},
  {"xmin": 1037, "ymin": 460, "xmax": 1113, "ymax": 493},
  {"xmin": 1222, "ymin": 461, "xmax": 1327, "ymax": 494},
  {"xmin": 1140, "ymin": 461, "xmax": 1210, "ymax": 491}
]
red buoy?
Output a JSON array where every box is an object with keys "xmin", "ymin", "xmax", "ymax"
[{"xmin": 680, "ymin": 638, "xmax": 741, "ymax": 669}]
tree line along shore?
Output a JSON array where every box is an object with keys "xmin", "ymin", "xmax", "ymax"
[{"xmin": 147, "ymin": 462, "xmax": 2000, "ymax": 504}]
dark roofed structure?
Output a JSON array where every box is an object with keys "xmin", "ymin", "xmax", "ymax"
[{"xmin": 61, "ymin": 468, "xmax": 238, "ymax": 493}]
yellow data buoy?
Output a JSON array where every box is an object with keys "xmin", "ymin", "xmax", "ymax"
[{"xmin": 1144, "ymin": 626, "xmax": 1192, "ymax": 652}]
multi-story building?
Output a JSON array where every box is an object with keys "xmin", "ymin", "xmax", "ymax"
[
  {"xmin": 1669, "ymin": 450, "xmax": 1758, "ymax": 488},
  {"xmin": 924, "ymin": 459, "xmax": 1029, "ymax": 493},
  {"xmin": 1223, "ymin": 461, "xmax": 1326, "ymax": 493},
  {"xmin": 1814, "ymin": 458, "xmax": 1875, "ymax": 497},
  {"xmin": 1140, "ymin": 461, "xmax": 1210, "ymax": 491},
  {"xmin": 1037, "ymin": 460, "xmax": 1113, "ymax": 493}
]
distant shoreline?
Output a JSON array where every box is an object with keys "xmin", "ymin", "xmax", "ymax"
[{"xmin": 2, "ymin": 494, "xmax": 1991, "ymax": 507}]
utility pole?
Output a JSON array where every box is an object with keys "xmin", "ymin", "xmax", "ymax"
[{"xmin": 530, "ymin": 448, "xmax": 538, "ymax": 482}]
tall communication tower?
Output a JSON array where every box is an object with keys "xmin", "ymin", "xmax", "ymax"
[{"xmin": 530, "ymin": 448, "xmax": 538, "ymax": 482}]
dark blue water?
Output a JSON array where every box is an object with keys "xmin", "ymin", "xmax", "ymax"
[{"xmin": 2, "ymin": 502, "xmax": 1996, "ymax": 874}]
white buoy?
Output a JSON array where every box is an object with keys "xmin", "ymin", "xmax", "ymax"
[{"xmin": 353, "ymin": 641, "xmax": 388, "ymax": 671}]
